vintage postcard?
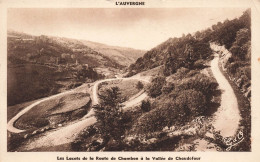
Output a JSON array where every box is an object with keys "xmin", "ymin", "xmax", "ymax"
[{"xmin": 0, "ymin": 0, "xmax": 260, "ymax": 162}]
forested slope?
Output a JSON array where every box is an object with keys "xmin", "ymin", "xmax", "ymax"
[{"xmin": 128, "ymin": 9, "xmax": 251, "ymax": 79}]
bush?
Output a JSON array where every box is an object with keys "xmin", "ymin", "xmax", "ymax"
[
  {"xmin": 71, "ymin": 125, "xmax": 97, "ymax": 151},
  {"xmin": 162, "ymin": 82, "xmax": 175, "ymax": 94},
  {"xmin": 167, "ymin": 68, "xmax": 198, "ymax": 83},
  {"xmin": 230, "ymin": 28, "xmax": 250, "ymax": 61},
  {"xmin": 136, "ymin": 81, "xmax": 144, "ymax": 90},
  {"xmin": 133, "ymin": 100, "xmax": 187, "ymax": 134},
  {"xmin": 241, "ymin": 66, "xmax": 251, "ymax": 80},
  {"xmin": 147, "ymin": 76, "xmax": 166, "ymax": 98},
  {"xmin": 227, "ymin": 62, "xmax": 243, "ymax": 76},
  {"xmin": 170, "ymin": 67, "xmax": 190, "ymax": 80},
  {"xmin": 141, "ymin": 100, "xmax": 151, "ymax": 112},
  {"xmin": 176, "ymin": 73, "xmax": 218, "ymax": 102},
  {"xmin": 175, "ymin": 89, "xmax": 207, "ymax": 117}
]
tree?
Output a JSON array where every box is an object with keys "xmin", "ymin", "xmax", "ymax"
[
  {"xmin": 141, "ymin": 100, "xmax": 151, "ymax": 112},
  {"xmin": 93, "ymin": 87, "xmax": 126, "ymax": 142},
  {"xmin": 230, "ymin": 28, "xmax": 250, "ymax": 61},
  {"xmin": 147, "ymin": 76, "xmax": 166, "ymax": 98},
  {"xmin": 136, "ymin": 81, "xmax": 144, "ymax": 90}
]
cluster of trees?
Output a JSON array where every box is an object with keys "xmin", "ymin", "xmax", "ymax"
[
  {"xmin": 74, "ymin": 64, "xmax": 104, "ymax": 82},
  {"xmin": 227, "ymin": 27, "xmax": 251, "ymax": 97},
  {"xmin": 162, "ymin": 35, "xmax": 212, "ymax": 76},
  {"xmin": 211, "ymin": 10, "xmax": 250, "ymax": 49},
  {"xmin": 126, "ymin": 10, "xmax": 251, "ymax": 150},
  {"xmin": 141, "ymin": 100, "xmax": 151, "ymax": 112},
  {"xmin": 146, "ymin": 76, "xmax": 166, "ymax": 97},
  {"xmin": 133, "ymin": 73, "xmax": 219, "ymax": 134},
  {"xmin": 128, "ymin": 10, "xmax": 250, "ymax": 78},
  {"xmin": 128, "ymin": 34, "xmax": 212, "ymax": 76}
]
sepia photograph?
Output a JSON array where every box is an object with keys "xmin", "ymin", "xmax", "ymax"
[{"xmin": 5, "ymin": 7, "xmax": 252, "ymax": 152}]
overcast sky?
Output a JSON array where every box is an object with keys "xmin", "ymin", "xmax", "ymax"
[{"xmin": 8, "ymin": 8, "xmax": 247, "ymax": 50}]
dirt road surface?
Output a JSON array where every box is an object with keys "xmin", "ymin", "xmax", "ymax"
[{"xmin": 210, "ymin": 54, "xmax": 240, "ymax": 137}]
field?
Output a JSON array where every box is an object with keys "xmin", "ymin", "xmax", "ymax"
[
  {"xmin": 14, "ymin": 92, "xmax": 91, "ymax": 129},
  {"xmin": 98, "ymin": 79, "xmax": 146, "ymax": 101}
]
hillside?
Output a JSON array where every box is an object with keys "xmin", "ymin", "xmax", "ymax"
[
  {"xmin": 8, "ymin": 31, "xmax": 123, "ymax": 68},
  {"xmin": 7, "ymin": 31, "xmax": 146, "ymax": 106},
  {"xmin": 128, "ymin": 10, "xmax": 251, "ymax": 78},
  {"xmin": 80, "ymin": 40, "xmax": 145, "ymax": 66},
  {"xmin": 119, "ymin": 9, "xmax": 251, "ymax": 151},
  {"xmin": 7, "ymin": 10, "xmax": 251, "ymax": 152},
  {"xmin": 7, "ymin": 31, "xmax": 108, "ymax": 106}
]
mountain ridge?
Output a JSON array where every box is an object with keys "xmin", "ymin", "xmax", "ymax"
[{"xmin": 7, "ymin": 30, "xmax": 145, "ymax": 67}]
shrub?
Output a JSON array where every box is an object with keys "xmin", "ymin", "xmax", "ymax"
[
  {"xmin": 230, "ymin": 28, "xmax": 250, "ymax": 61},
  {"xmin": 71, "ymin": 125, "xmax": 97, "ymax": 151},
  {"xmin": 176, "ymin": 73, "xmax": 218, "ymax": 102},
  {"xmin": 186, "ymin": 70, "xmax": 199, "ymax": 78},
  {"xmin": 141, "ymin": 100, "xmax": 151, "ymax": 112},
  {"xmin": 162, "ymin": 82, "xmax": 175, "ymax": 94},
  {"xmin": 136, "ymin": 81, "xmax": 144, "ymax": 90},
  {"xmin": 226, "ymin": 61, "xmax": 249, "ymax": 76},
  {"xmin": 167, "ymin": 68, "xmax": 198, "ymax": 83},
  {"xmin": 175, "ymin": 89, "xmax": 207, "ymax": 117},
  {"xmin": 133, "ymin": 100, "xmax": 187, "ymax": 134},
  {"xmin": 227, "ymin": 62, "xmax": 240, "ymax": 76},
  {"xmin": 173, "ymin": 67, "xmax": 190, "ymax": 80},
  {"xmin": 147, "ymin": 76, "xmax": 166, "ymax": 98}
]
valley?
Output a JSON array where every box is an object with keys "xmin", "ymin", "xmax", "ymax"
[
  {"xmin": 7, "ymin": 31, "xmax": 145, "ymax": 106},
  {"xmin": 7, "ymin": 9, "xmax": 251, "ymax": 152}
]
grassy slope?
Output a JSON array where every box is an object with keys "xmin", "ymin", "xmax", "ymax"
[
  {"xmin": 99, "ymin": 79, "xmax": 146, "ymax": 101},
  {"xmin": 15, "ymin": 92, "xmax": 91, "ymax": 130}
]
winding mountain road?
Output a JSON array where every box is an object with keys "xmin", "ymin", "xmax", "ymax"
[
  {"xmin": 10, "ymin": 76, "xmax": 150, "ymax": 150},
  {"xmin": 7, "ymin": 90, "xmax": 75, "ymax": 133},
  {"xmin": 210, "ymin": 54, "xmax": 240, "ymax": 137}
]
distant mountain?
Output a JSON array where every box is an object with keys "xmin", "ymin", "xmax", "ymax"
[
  {"xmin": 80, "ymin": 40, "xmax": 145, "ymax": 66},
  {"xmin": 7, "ymin": 31, "xmax": 123, "ymax": 69}
]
